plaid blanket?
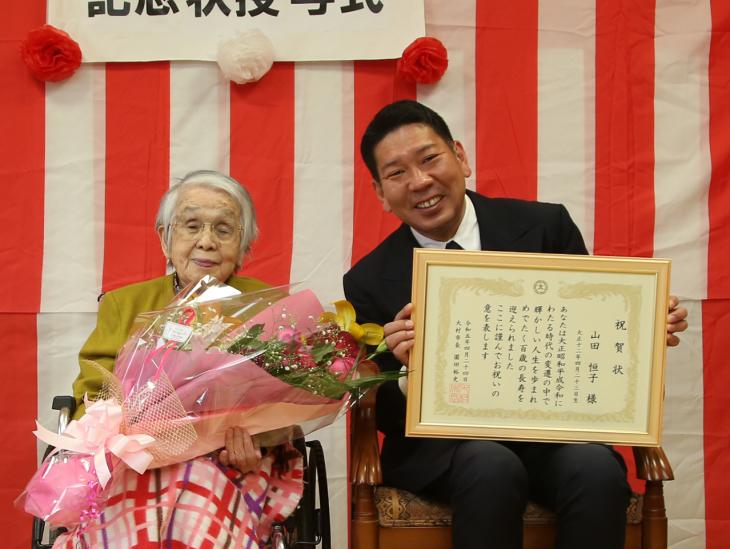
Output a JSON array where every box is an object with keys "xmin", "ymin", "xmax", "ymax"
[{"xmin": 53, "ymin": 445, "xmax": 304, "ymax": 549}]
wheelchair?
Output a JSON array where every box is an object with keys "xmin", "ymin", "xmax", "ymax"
[{"xmin": 32, "ymin": 396, "xmax": 331, "ymax": 549}]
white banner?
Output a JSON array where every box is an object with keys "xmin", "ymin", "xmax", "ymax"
[{"xmin": 47, "ymin": 0, "xmax": 425, "ymax": 62}]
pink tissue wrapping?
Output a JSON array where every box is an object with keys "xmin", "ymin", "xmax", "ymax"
[
  {"xmin": 20, "ymin": 453, "xmax": 103, "ymax": 528},
  {"xmin": 117, "ymin": 346, "xmax": 345, "ymax": 466}
]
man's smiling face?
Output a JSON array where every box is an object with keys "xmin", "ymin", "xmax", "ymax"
[{"xmin": 373, "ymin": 123, "xmax": 471, "ymax": 242}]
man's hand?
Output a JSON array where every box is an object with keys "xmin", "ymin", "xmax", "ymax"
[
  {"xmin": 384, "ymin": 303, "xmax": 415, "ymax": 365},
  {"xmin": 219, "ymin": 427, "xmax": 262, "ymax": 474},
  {"xmin": 667, "ymin": 295, "xmax": 688, "ymax": 347}
]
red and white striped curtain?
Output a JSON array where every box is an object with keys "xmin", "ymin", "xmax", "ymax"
[{"xmin": 2, "ymin": 1, "xmax": 728, "ymax": 547}]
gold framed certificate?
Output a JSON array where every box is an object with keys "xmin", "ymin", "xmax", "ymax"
[{"xmin": 405, "ymin": 250, "xmax": 670, "ymax": 446}]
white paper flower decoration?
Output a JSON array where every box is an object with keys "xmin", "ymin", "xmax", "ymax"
[{"xmin": 216, "ymin": 29, "xmax": 275, "ymax": 84}]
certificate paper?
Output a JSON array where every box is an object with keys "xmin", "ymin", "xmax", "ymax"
[{"xmin": 406, "ymin": 250, "xmax": 670, "ymax": 446}]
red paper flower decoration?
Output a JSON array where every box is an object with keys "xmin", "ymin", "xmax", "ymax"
[
  {"xmin": 396, "ymin": 37, "xmax": 448, "ymax": 85},
  {"xmin": 20, "ymin": 25, "xmax": 82, "ymax": 83}
]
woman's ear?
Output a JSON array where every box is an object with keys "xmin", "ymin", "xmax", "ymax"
[{"xmin": 157, "ymin": 226, "xmax": 169, "ymax": 260}]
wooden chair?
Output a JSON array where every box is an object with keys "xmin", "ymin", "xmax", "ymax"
[{"xmin": 350, "ymin": 362, "xmax": 674, "ymax": 549}]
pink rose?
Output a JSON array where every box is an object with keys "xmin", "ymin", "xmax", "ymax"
[
  {"xmin": 329, "ymin": 357, "xmax": 355, "ymax": 381},
  {"xmin": 277, "ymin": 327, "xmax": 298, "ymax": 343},
  {"xmin": 396, "ymin": 37, "xmax": 448, "ymax": 85},
  {"xmin": 20, "ymin": 25, "xmax": 82, "ymax": 82}
]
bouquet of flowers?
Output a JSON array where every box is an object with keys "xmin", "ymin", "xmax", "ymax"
[{"xmin": 17, "ymin": 276, "xmax": 396, "ymax": 530}]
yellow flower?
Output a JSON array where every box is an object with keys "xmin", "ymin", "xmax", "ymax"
[{"xmin": 320, "ymin": 300, "xmax": 384, "ymax": 346}]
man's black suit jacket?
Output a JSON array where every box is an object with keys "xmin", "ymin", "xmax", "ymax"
[{"xmin": 343, "ymin": 190, "xmax": 588, "ymax": 493}]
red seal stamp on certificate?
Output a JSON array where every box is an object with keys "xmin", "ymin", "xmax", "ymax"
[{"xmin": 449, "ymin": 383, "xmax": 470, "ymax": 404}]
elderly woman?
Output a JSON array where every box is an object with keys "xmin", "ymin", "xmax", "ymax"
[{"xmin": 61, "ymin": 170, "xmax": 301, "ymax": 548}]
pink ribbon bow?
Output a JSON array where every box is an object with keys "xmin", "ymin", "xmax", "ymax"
[{"xmin": 33, "ymin": 398, "xmax": 155, "ymax": 488}]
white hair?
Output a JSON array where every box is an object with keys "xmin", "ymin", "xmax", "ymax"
[{"xmin": 156, "ymin": 170, "xmax": 259, "ymax": 268}]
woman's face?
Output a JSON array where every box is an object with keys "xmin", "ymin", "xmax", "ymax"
[{"xmin": 158, "ymin": 185, "xmax": 243, "ymax": 287}]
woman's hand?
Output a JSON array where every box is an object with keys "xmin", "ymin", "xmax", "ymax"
[{"xmin": 219, "ymin": 427, "xmax": 262, "ymax": 474}]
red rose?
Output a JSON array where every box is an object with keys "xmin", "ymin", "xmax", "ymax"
[
  {"xmin": 20, "ymin": 25, "xmax": 82, "ymax": 83},
  {"xmin": 335, "ymin": 331, "xmax": 359, "ymax": 357},
  {"xmin": 297, "ymin": 349, "xmax": 318, "ymax": 370},
  {"xmin": 396, "ymin": 37, "xmax": 448, "ymax": 85}
]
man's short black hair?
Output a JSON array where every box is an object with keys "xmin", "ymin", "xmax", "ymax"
[{"xmin": 360, "ymin": 100, "xmax": 455, "ymax": 182}]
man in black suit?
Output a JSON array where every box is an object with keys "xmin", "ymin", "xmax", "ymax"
[{"xmin": 343, "ymin": 100, "xmax": 688, "ymax": 549}]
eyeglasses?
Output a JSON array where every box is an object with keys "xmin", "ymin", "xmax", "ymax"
[{"xmin": 171, "ymin": 221, "xmax": 242, "ymax": 243}]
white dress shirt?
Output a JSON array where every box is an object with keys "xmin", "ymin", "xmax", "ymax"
[{"xmin": 411, "ymin": 193, "xmax": 481, "ymax": 251}]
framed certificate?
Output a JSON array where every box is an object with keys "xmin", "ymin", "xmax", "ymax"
[{"xmin": 405, "ymin": 250, "xmax": 670, "ymax": 446}]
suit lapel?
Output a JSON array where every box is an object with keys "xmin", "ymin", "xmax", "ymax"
[
  {"xmin": 468, "ymin": 190, "xmax": 542, "ymax": 253},
  {"xmin": 375, "ymin": 224, "xmax": 420, "ymax": 315},
  {"xmin": 382, "ymin": 223, "xmax": 420, "ymax": 281},
  {"xmin": 470, "ymin": 190, "xmax": 515, "ymax": 251}
]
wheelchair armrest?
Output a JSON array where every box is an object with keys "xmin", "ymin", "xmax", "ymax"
[
  {"xmin": 633, "ymin": 446, "xmax": 674, "ymax": 482},
  {"xmin": 52, "ymin": 396, "xmax": 76, "ymax": 435},
  {"xmin": 350, "ymin": 360, "xmax": 383, "ymax": 486}
]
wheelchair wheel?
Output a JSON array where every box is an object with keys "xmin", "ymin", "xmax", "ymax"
[
  {"xmin": 304, "ymin": 440, "xmax": 331, "ymax": 549},
  {"xmin": 285, "ymin": 439, "xmax": 331, "ymax": 548}
]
